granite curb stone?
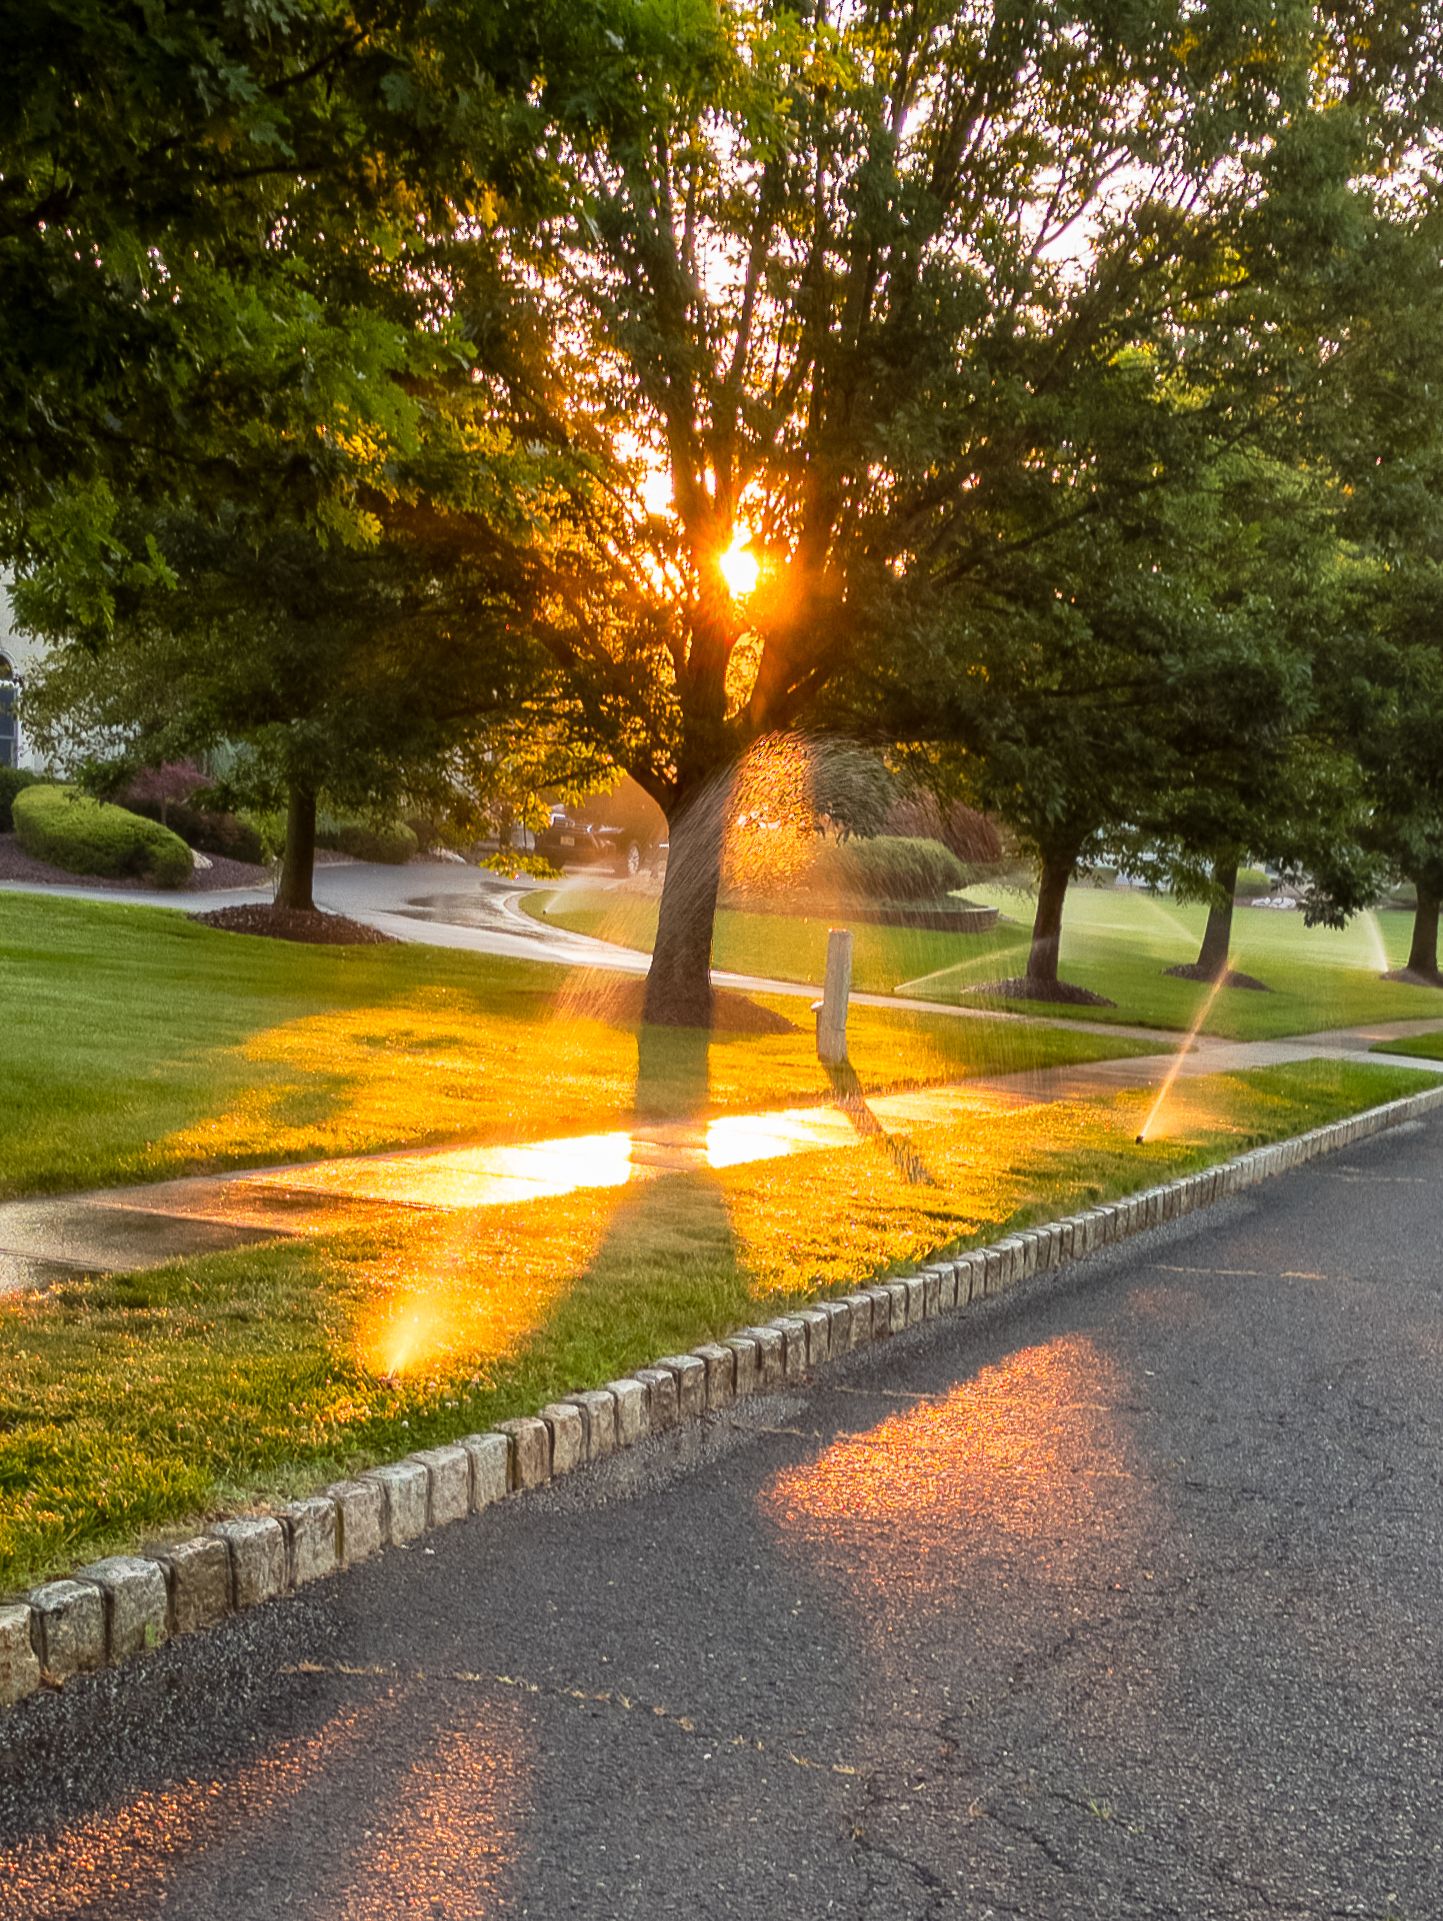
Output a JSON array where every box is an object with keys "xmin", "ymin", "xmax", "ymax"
[
  {"xmin": 460, "ymin": 1433, "xmax": 511, "ymax": 1510},
  {"xmin": 411, "ymin": 1445, "xmax": 471, "ymax": 1527},
  {"xmin": 691, "ymin": 1344, "xmax": 736, "ymax": 1410},
  {"xmin": 75, "ymin": 1556, "xmax": 168, "ymax": 1660},
  {"xmin": 772, "ymin": 1318, "xmax": 810, "ymax": 1379},
  {"xmin": 605, "ymin": 1379, "xmax": 649, "ymax": 1445},
  {"xmin": 797, "ymin": 1307, "xmax": 832, "ymax": 1366},
  {"xmin": 362, "ymin": 1461, "xmax": 429, "ymax": 1545},
  {"xmin": 0, "ymin": 1605, "xmax": 41, "ymax": 1707},
  {"xmin": 743, "ymin": 1325, "xmax": 786, "ymax": 1385},
  {"xmin": 278, "ymin": 1498, "xmax": 340, "ymax": 1587},
  {"xmin": 655, "ymin": 1355, "xmax": 707, "ymax": 1420},
  {"xmin": 326, "ymin": 1479, "xmax": 385, "ymax": 1566},
  {"xmin": 211, "ymin": 1518, "xmax": 286, "ymax": 1608},
  {"xmin": 562, "ymin": 1390, "xmax": 618, "ymax": 1460},
  {"xmin": 155, "ymin": 1536, "xmax": 232, "ymax": 1632},
  {"xmin": 634, "ymin": 1367, "xmax": 680, "ymax": 1431},
  {"xmin": 27, "ymin": 1580, "xmax": 104, "ymax": 1681},
  {"xmin": 722, "ymin": 1336, "xmax": 760, "ymax": 1397},
  {"xmin": 538, "ymin": 1403, "xmax": 586, "ymax": 1475},
  {"xmin": 496, "ymin": 1417, "xmax": 551, "ymax": 1491}
]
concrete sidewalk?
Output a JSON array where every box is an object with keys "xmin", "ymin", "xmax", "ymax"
[
  {"xmin": 3, "ymin": 1022, "xmax": 1438, "ymax": 1296},
  {"xmin": 2, "ymin": 1104, "xmax": 1440, "ymax": 1917}
]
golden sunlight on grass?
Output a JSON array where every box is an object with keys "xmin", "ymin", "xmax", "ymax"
[
  {"xmin": 351, "ymin": 1090, "xmax": 1133, "ymax": 1380},
  {"xmin": 351, "ymin": 1196, "xmax": 621, "ymax": 1381},
  {"xmin": 148, "ymin": 978, "xmax": 1041, "ymax": 1185},
  {"xmin": 325, "ymin": 1072, "xmax": 1284, "ymax": 1383},
  {"xmin": 151, "ymin": 988, "xmax": 645, "ymax": 1174}
]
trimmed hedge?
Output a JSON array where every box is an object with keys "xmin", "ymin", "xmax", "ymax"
[
  {"xmin": 0, "ymin": 766, "xmax": 41, "ymax": 833},
  {"xmin": 806, "ymin": 835, "xmax": 968, "ymax": 904},
  {"xmin": 337, "ymin": 820, "xmax": 418, "ymax": 865},
  {"xmin": 13, "ymin": 784, "xmax": 193, "ymax": 888}
]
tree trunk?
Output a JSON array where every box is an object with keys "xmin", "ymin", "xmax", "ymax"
[
  {"xmin": 1407, "ymin": 884, "xmax": 1440, "ymax": 979},
  {"xmin": 275, "ymin": 779, "xmax": 318, "ymax": 913},
  {"xmin": 1194, "ymin": 853, "xmax": 1239, "ymax": 978},
  {"xmin": 642, "ymin": 779, "xmax": 730, "ymax": 1028},
  {"xmin": 1027, "ymin": 848, "xmax": 1075, "ymax": 985}
]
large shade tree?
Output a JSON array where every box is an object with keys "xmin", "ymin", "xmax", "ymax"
[{"xmin": 442, "ymin": 0, "xmax": 1443, "ymax": 1024}]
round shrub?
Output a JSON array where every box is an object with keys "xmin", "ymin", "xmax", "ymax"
[
  {"xmin": 0, "ymin": 766, "xmax": 41, "ymax": 833},
  {"xmin": 13, "ymin": 784, "xmax": 193, "ymax": 888},
  {"xmin": 806, "ymin": 835, "xmax": 968, "ymax": 904},
  {"xmin": 1233, "ymin": 865, "xmax": 1275, "ymax": 901},
  {"xmin": 337, "ymin": 820, "xmax": 418, "ymax": 865}
]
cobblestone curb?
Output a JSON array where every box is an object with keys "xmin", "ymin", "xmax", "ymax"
[{"xmin": 5, "ymin": 1078, "xmax": 1440, "ymax": 1711}]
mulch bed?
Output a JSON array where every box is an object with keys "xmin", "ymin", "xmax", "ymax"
[
  {"xmin": 1163, "ymin": 962, "xmax": 1271, "ymax": 991},
  {"xmin": 1382, "ymin": 967, "xmax": 1443, "ymax": 989},
  {"xmin": 969, "ymin": 975, "xmax": 1117, "ymax": 1007},
  {"xmin": 190, "ymin": 904, "xmax": 398, "ymax": 945},
  {"xmin": 0, "ymin": 833, "xmax": 268, "ymax": 893}
]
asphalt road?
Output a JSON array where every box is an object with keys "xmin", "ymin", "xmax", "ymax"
[{"xmin": 2, "ymin": 1115, "xmax": 1441, "ymax": 1919}]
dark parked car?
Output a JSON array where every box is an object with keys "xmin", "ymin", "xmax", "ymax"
[{"xmin": 534, "ymin": 807, "xmax": 666, "ymax": 876}]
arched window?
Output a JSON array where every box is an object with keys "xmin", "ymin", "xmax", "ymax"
[{"xmin": 0, "ymin": 655, "xmax": 17, "ymax": 770}]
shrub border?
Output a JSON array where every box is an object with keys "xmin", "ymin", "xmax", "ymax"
[{"xmin": 4, "ymin": 1077, "xmax": 1441, "ymax": 1713}]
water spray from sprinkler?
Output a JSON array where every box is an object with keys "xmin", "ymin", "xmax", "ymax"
[{"xmin": 1136, "ymin": 969, "xmax": 1231, "ymax": 1145}]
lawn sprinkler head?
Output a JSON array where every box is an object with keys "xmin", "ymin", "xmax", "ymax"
[{"xmin": 1135, "ymin": 1130, "xmax": 1147, "ymax": 1145}]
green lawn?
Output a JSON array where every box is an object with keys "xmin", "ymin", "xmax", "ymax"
[
  {"xmin": 0, "ymin": 893, "xmax": 1155, "ymax": 1201},
  {"xmin": 528, "ymin": 880, "xmax": 1443, "ymax": 1040},
  {"xmin": 1372, "ymin": 1030, "xmax": 1443, "ymax": 1061},
  {"xmin": 0, "ymin": 1053, "xmax": 1422, "ymax": 1593}
]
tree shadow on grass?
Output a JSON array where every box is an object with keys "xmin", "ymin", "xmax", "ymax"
[{"xmin": 554, "ymin": 1021, "xmax": 751, "ymax": 1370}]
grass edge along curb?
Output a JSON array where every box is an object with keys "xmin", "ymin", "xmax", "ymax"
[{"xmin": 5, "ymin": 1076, "xmax": 1442, "ymax": 1714}]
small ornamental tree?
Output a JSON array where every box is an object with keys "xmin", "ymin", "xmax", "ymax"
[{"xmin": 19, "ymin": 507, "xmax": 585, "ymax": 911}]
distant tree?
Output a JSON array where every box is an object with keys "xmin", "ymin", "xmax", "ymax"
[
  {"xmin": 1103, "ymin": 458, "xmax": 1381, "ymax": 984},
  {"xmin": 1326, "ymin": 566, "xmax": 1443, "ymax": 981},
  {"xmin": 856, "ymin": 446, "xmax": 1368, "ymax": 997},
  {"xmin": 1312, "ymin": 197, "xmax": 1443, "ymax": 982}
]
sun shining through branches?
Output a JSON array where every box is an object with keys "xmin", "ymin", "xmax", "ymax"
[{"xmin": 716, "ymin": 526, "xmax": 760, "ymax": 601}]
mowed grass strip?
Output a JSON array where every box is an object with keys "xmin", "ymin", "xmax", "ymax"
[
  {"xmin": 0, "ymin": 1056, "xmax": 1421, "ymax": 1593},
  {"xmin": 1373, "ymin": 1030, "xmax": 1443, "ymax": 1061},
  {"xmin": 0, "ymin": 893, "xmax": 1153, "ymax": 1201},
  {"xmin": 528, "ymin": 881, "xmax": 1443, "ymax": 1040}
]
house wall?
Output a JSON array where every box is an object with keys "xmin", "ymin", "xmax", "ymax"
[{"xmin": 0, "ymin": 582, "xmax": 49, "ymax": 771}]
